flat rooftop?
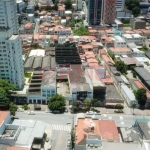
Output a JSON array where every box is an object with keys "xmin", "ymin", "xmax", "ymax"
[
  {"xmin": 41, "ymin": 71, "xmax": 56, "ymax": 87},
  {"xmin": 86, "ymin": 68, "xmax": 105, "ymax": 87},
  {"xmin": 136, "ymin": 119, "xmax": 150, "ymax": 140},
  {"xmin": 12, "ymin": 120, "xmax": 45, "ymax": 145}
]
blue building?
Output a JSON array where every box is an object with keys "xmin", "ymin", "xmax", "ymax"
[{"xmin": 88, "ymin": 0, "xmax": 102, "ymax": 25}]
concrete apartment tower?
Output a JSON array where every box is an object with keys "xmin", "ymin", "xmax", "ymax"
[
  {"xmin": 88, "ymin": 0, "xmax": 103, "ymax": 25},
  {"xmin": 116, "ymin": 0, "xmax": 125, "ymax": 11},
  {"xmin": 0, "ymin": 0, "xmax": 24, "ymax": 89},
  {"xmin": 102, "ymin": 0, "xmax": 117, "ymax": 25}
]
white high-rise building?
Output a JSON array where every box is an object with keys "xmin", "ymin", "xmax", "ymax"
[
  {"xmin": 116, "ymin": 0, "xmax": 125, "ymax": 11},
  {"xmin": 0, "ymin": 0, "xmax": 24, "ymax": 89}
]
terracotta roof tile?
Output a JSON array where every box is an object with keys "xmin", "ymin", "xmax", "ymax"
[
  {"xmin": 7, "ymin": 147, "xmax": 29, "ymax": 150},
  {"xmin": 0, "ymin": 111, "xmax": 9, "ymax": 125}
]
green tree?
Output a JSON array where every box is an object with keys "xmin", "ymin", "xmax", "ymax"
[
  {"xmin": 22, "ymin": 104, "xmax": 30, "ymax": 110},
  {"xmin": 71, "ymin": 101, "xmax": 83, "ymax": 113},
  {"xmin": 125, "ymin": 0, "xmax": 140, "ymax": 16},
  {"xmin": 65, "ymin": 0, "xmax": 72, "ymax": 10},
  {"xmin": 0, "ymin": 88, "xmax": 10, "ymax": 109},
  {"xmin": 0, "ymin": 80, "xmax": 16, "ymax": 109},
  {"xmin": 115, "ymin": 104, "xmax": 124, "ymax": 112},
  {"xmin": 0, "ymin": 79, "xmax": 16, "ymax": 94},
  {"xmin": 134, "ymin": 88, "xmax": 147, "ymax": 106},
  {"xmin": 125, "ymin": 0, "xmax": 139, "ymax": 10},
  {"xmin": 9, "ymin": 102, "xmax": 18, "ymax": 116},
  {"xmin": 48, "ymin": 94, "xmax": 66, "ymax": 112},
  {"xmin": 91, "ymin": 99, "xmax": 100, "ymax": 107},
  {"xmin": 115, "ymin": 61, "xmax": 127, "ymax": 74},
  {"xmin": 73, "ymin": 25, "xmax": 89, "ymax": 36},
  {"xmin": 142, "ymin": 44, "xmax": 148, "ymax": 52},
  {"xmin": 132, "ymin": 7, "xmax": 140, "ymax": 17},
  {"xmin": 83, "ymin": 98, "xmax": 91, "ymax": 109}
]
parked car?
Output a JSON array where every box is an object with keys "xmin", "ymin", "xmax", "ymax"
[
  {"xmin": 86, "ymin": 111, "xmax": 96, "ymax": 115},
  {"xmin": 86, "ymin": 111, "xmax": 101, "ymax": 115},
  {"xmin": 17, "ymin": 108, "xmax": 24, "ymax": 112},
  {"xmin": 45, "ymin": 109, "xmax": 52, "ymax": 113},
  {"xmin": 28, "ymin": 111, "xmax": 35, "ymax": 115},
  {"xmin": 34, "ymin": 104, "xmax": 41, "ymax": 110},
  {"xmin": 52, "ymin": 110, "xmax": 60, "ymax": 114}
]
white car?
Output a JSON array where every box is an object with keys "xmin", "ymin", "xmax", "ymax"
[
  {"xmin": 45, "ymin": 109, "xmax": 52, "ymax": 113},
  {"xmin": 86, "ymin": 111, "xmax": 96, "ymax": 115},
  {"xmin": 86, "ymin": 111, "xmax": 100, "ymax": 115},
  {"xmin": 17, "ymin": 108, "xmax": 24, "ymax": 112},
  {"xmin": 28, "ymin": 111, "xmax": 35, "ymax": 115}
]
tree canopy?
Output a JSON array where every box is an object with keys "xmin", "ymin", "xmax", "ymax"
[
  {"xmin": 132, "ymin": 7, "xmax": 140, "ymax": 17},
  {"xmin": 65, "ymin": 0, "xmax": 72, "ymax": 10},
  {"xmin": 0, "ymin": 88, "xmax": 10, "ymax": 109},
  {"xmin": 134, "ymin": 88, "xmax": 147, "ymax": 106},
  {"xmin": 83, "ymin": 98, "xmax": 91, "ymax": 109},
  {"xmin": 115, "ymin": 61, "xmax": 127, "ymax": 74},
  {"xmin": 9, "ymin": 102, "xmax": 18, "ymax": 116},
  {"xmin": 48, "ymin": 94, "xmax": 66, "ymax": 112},
  {"xmin": 125, "ymin": 0, "xmax": 140, "ymax": 16},
  {"xmin": 73, "ymin": 25, "xmax": 89, "ymax": 36},
  {"xmin": 142, "ymin": 44, "xmax": 149, "ymax": 52},
  {"xmin": 0, "ymin": 79, "xmax": 16, "ymax": 109}
]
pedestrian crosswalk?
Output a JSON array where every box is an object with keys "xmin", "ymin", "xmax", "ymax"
[{"xmin": 51, "ymin": 124, "xmax": 71, "ymax": 131}]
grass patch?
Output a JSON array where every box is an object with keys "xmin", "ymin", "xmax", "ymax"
[
  {"xmin": 123, "ymin": 24, "xmax": 130, "ymax": 27},
  {"xmin": 24, "ymin": 72, "xmax": 32, "ymax": 78}
]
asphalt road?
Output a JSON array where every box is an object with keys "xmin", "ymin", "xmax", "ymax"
[
  {"xmin": 15, "ymin": 112, "xmax": 147, "ymax": 128},
  {"xmin": 15, "ymin": 111, "xmax": 74, "ymax": 125}
]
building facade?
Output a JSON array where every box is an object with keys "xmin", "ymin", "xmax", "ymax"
[
  {"xmin": 0, "ymin": 0, "xmax": 19, "ymax": 34},
  {"xmin": 116, "ymin": 0, "xmax": 125, "ymax": 11},
  {"xmin": 0, "ymin": 0, "xmax": 24, "ymax": 89},
  {"xmin": 102, "ymin": 0, "xmax": 116, "ymax": 24},
  {"xmin": 88, "ymin": 0, "xmax": 102, "ymax": 25}
]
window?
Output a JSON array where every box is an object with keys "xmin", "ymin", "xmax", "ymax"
[{"xmin": 51, "ymin": 90, "xmax": 55, "ymax": 93}]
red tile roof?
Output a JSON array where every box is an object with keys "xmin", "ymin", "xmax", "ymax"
[
  {"xmin": 7, "ymin": 147, "xmax": 29, "ymax": 150},
  {"xmin": 99, "ymin": 120, "xmax": 119, "ymax": 141},
  {"xmin": 0, "ymin": 111, "xmax": 9, "ymax": 125}
]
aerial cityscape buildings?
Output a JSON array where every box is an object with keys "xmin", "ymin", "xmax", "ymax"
[{"xmin": 1, "ymin": 0, "xmax": 150, "ymax": 150}]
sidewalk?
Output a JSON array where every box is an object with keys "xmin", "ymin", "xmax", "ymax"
[
  {"xmin": 96, "ymin": 107, "xmax": 150, "ymax": 116},
  {"xmin": 44, "ymin": 124, "xmax": 53, "ymax": 150}
]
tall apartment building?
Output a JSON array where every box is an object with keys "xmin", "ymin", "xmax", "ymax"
[
  {"xmin": 102, "ymin": 0, "xmax": 116, "ymax": 24},
  {"xmin": 116, "ymin": 0, "xmax": 125, "ymax": 11},
  {"xmin": 87, "ymin": 0, "xmax": 103, "ymax": 25},
  {"xmin": 0, "ymin": 0, "xmax": 24, "ymax": 89}
]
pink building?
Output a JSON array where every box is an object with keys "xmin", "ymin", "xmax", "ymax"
[{"xmin": 102, "ymin": 0, "xmax": 116, "ymax": 24}]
